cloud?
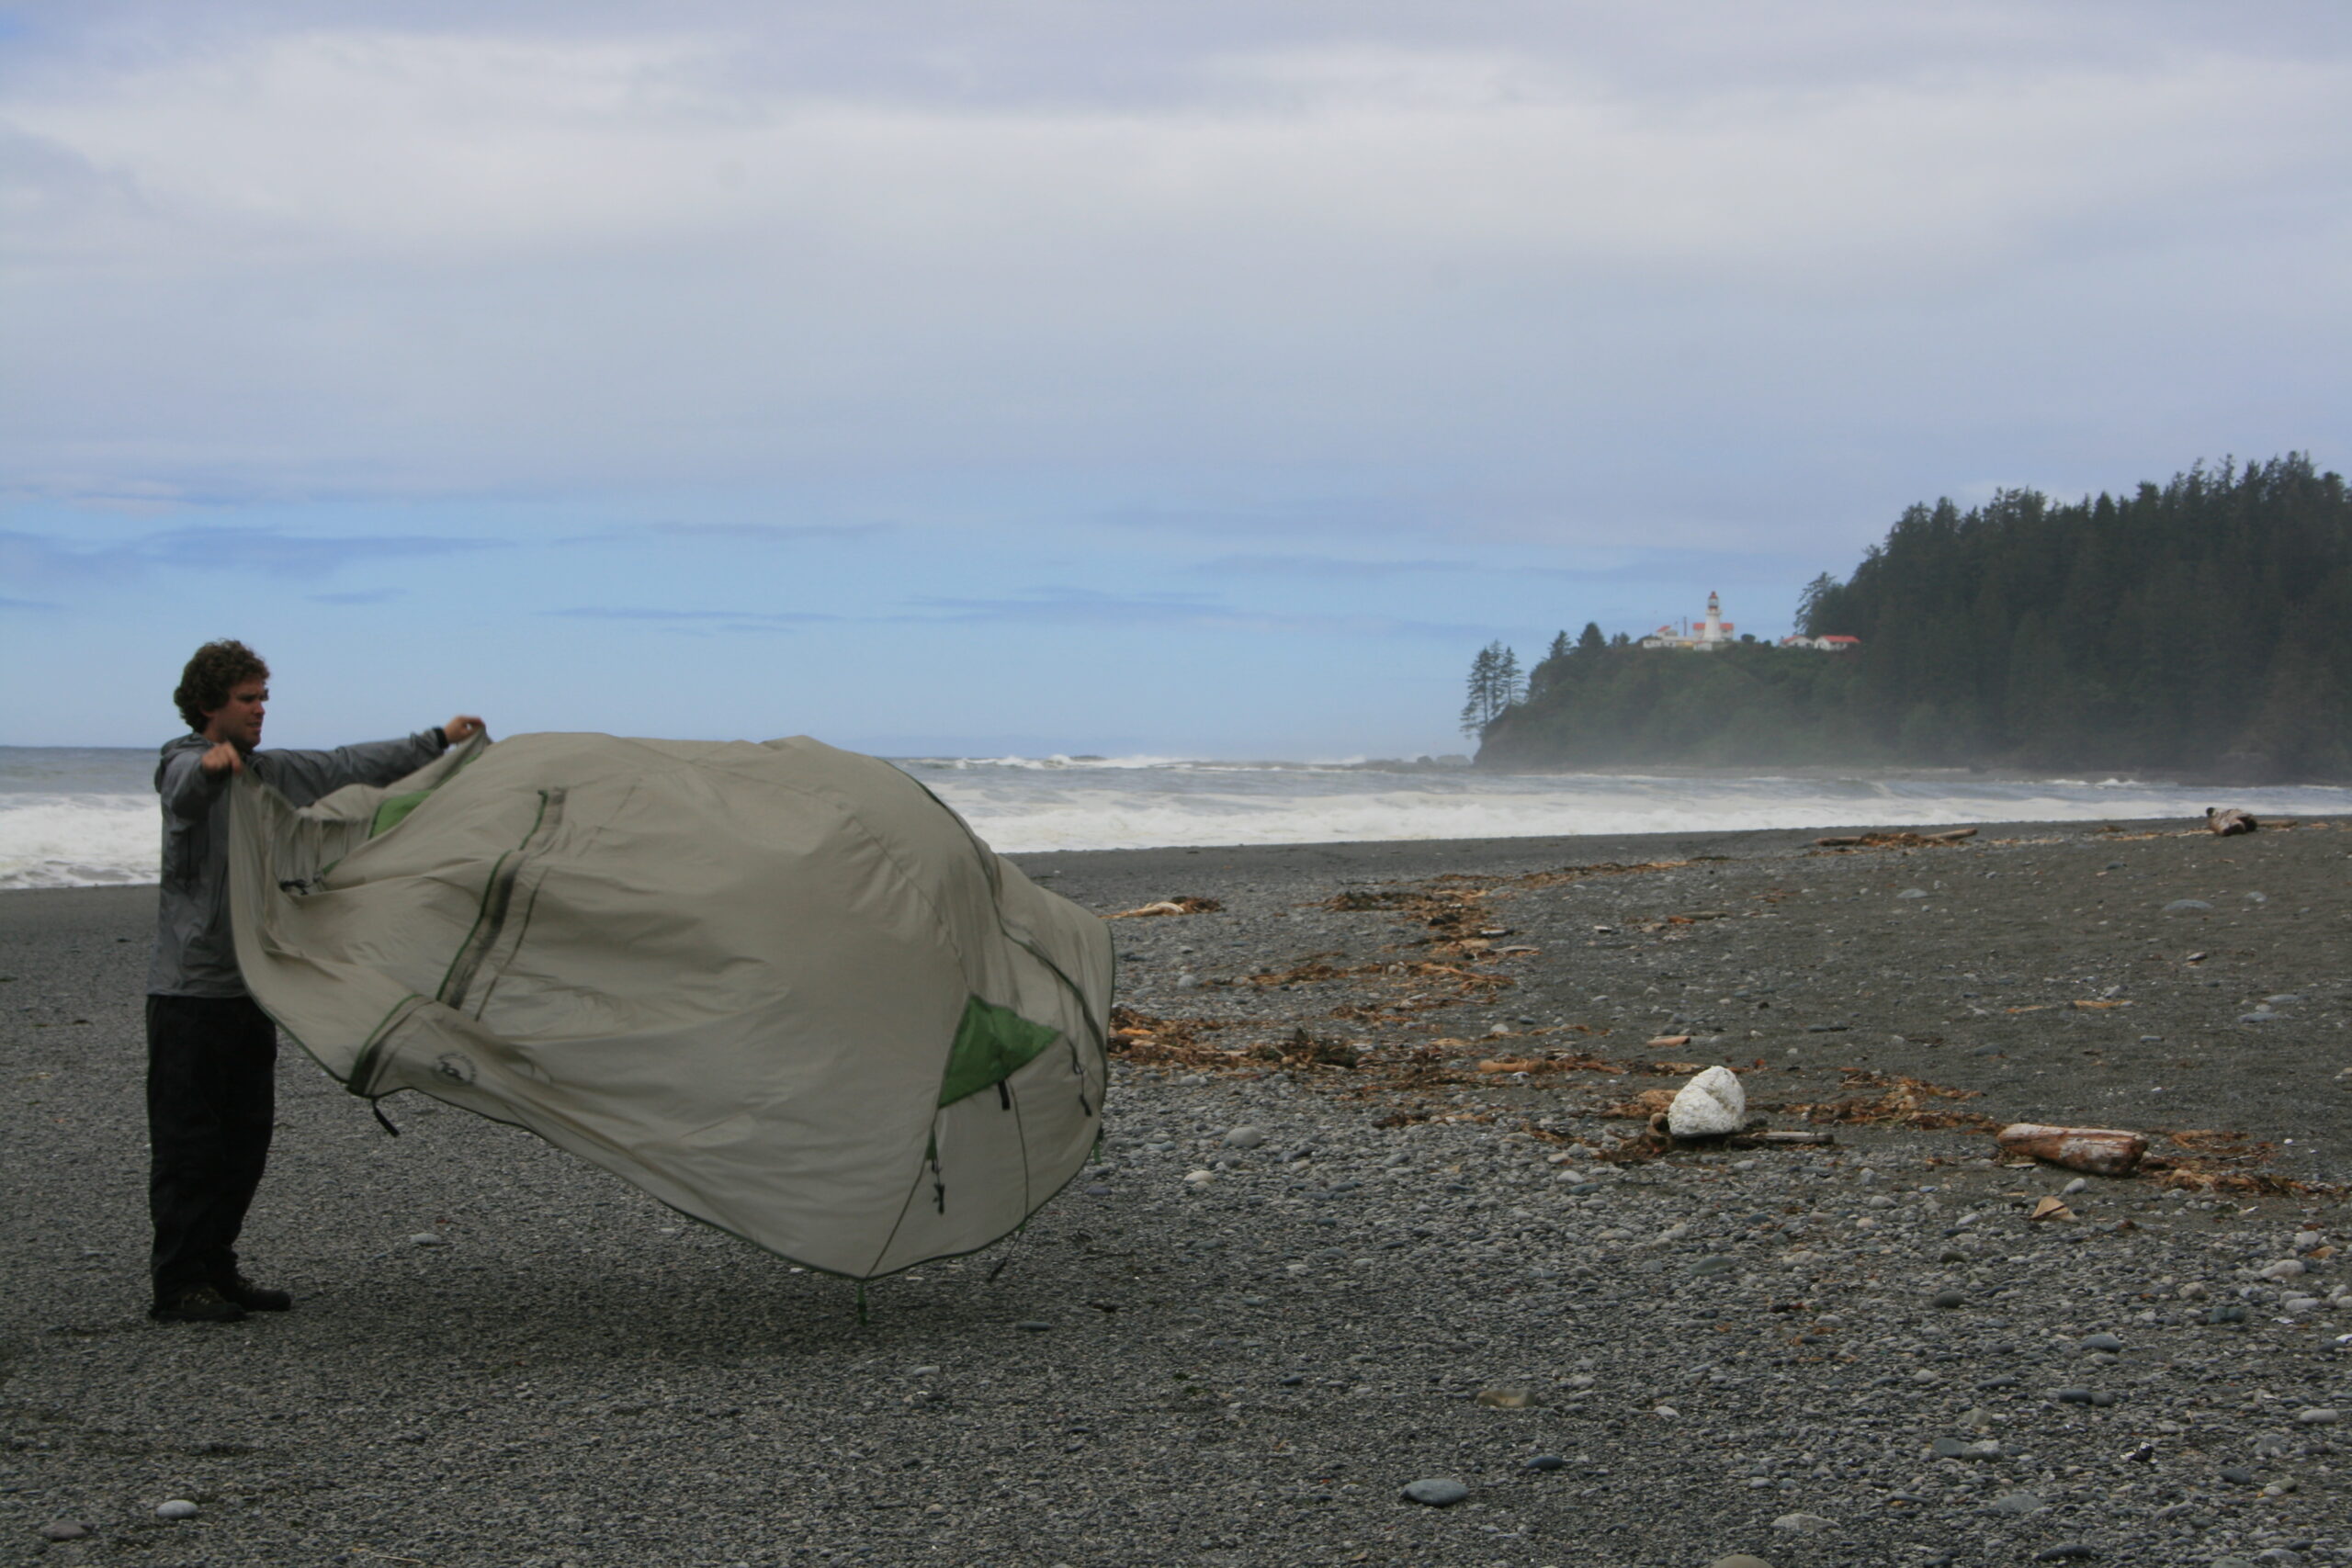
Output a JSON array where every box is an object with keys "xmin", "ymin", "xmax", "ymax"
[
  {"xmin": 544, "ymin": 605, "xmax": 840, "ymax": 632},
  {"xmin": 558, "ymin": 521, "xmax": 888, "ymax": 545},
  {"xmin": 1, "ymin": 525, "xmax": 498, "ymax": 590},
  {"xmin": 307, "ymin": 587, "xmax": 405, "ymax": 604},
  {"xmin": 899, "ymin": 584, "xmax": 1487, "ymax": 639},
  {"xmin": 1192, "ymin": 553, "xmax": 1475, "ymax": 578},
  {"xmin": 1516, "ymin": 549, "xmax": 1822, "ymax": 584},
  {"xmin": 903, "ymin": 586, "xmax": 1219, "ymax": 624},
  {"xmin": 133, "ymin": 526, "xmax": 498, "ymax": 577},
  {"xmin": 7, "ymin": 6, "xmax": 2345, "ymax": 523}
]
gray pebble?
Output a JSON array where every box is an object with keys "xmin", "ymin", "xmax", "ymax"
[
  {"xmin": 1987, "ymin": 1491, "xmax": 2043, "ymax": 1515},
  {"xmin": 1708, "ymin": 1558, "xmax": 1775, "ymax": 1568},
  {"xmin": 1400, "ymin": 1477, "xmax": 1468, "ymax": 1506},
  {"xmin": 2163, "ymin": 899, "xmax": 2212, "ymax": 912},
  {"xmin": 155, "ymin": 1500, "xmax": 198, "ymax": 1520},
  {"xmin": 2220, "ymin": 1465, "xmax": 2256, "ymax": 1484},
  {"xmin": 39, "ymin": 1521, "xmax": 92, "ymax": 1542},
  {"xmin": 2078, "ymin": 1332, "xmax": 2125, "ymax": 1352},
  {"xmin": 1770, "ymin": 1512, "xmax": 1835, "ymax": 1533},
  {"xmin": 1931, "ymin": 1288, "xmax": 1966, "ymax": 1309},
  {"xmin": 1522, "ymin": 1454, "xmax": 1567, "ymax": 1472},
  {"xmin": 1222, "ymin": 1125, "xmax": 1266, "ymax": 1148},
  {"xmin": 2033, "ymin": 1547, "xmax": 2097, "ymax": 1562}
]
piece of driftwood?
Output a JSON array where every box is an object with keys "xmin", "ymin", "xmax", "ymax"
[
  {"xmin": 1645, "ymin": 1113, "xmax": 1835, "ymax": 1148},
  {"xmin": 1996, "ymin": 1122, "xmax": 2149, "ymax": 1176},
  {"xmin": 1106, "ymin": 896, "xmax": 1226, "ymax": 919},
  {"xmin": 2204, "ymin": 807, "xmax": 2258, "ymax": 837},
  {"xmin": 1813, "ymin": 827, "xmax": 1979, "ymax": 849}
]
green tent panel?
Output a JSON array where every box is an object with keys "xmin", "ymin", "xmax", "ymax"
[{"xmin": 227, "ymin": 733, "xmax": 1113, "ymax": 1280}]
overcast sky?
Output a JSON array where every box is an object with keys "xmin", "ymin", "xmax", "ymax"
[{"xmin": 5, "ymin": 1, "xmax": 2347, "ymax": 755}]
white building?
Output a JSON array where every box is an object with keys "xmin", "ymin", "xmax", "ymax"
[{"xmin": 1639, "ymin": 591, "xmax": 1737, "ymax": 650}]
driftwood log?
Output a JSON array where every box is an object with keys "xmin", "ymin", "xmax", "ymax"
[
  {"xmin": 1645, "ymin": 1112, "xmax": 1836, "ymax": 1149},
  {"xmin": 1996, "ymin": 1122, "xmax": 2149, "ymax": 1176},
  {"xmin": 2204, "ymin": 807, "xmax": 2258, "ymax": 837},
  {"xmin": 1814, "ymin": 828, "xmax": 1979, "ymax": 849}
]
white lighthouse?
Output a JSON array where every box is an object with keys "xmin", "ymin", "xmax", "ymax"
[
  {"xmin": 1696, "ymin": 590, "xmax": 1731, "ymax": 648},
  {"xmin": 1636, "ymin": 591, "xmax": 1738, "ymax": 649}
]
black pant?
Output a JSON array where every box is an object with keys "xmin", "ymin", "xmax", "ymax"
[{"xmin": 146, "ymin": 994, "xmax": 277, "ymax": 1297}]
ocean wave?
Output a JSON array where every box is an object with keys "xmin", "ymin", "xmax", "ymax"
[
  {"xmin": 0, "ymin": 795, "xmax": 158, "ymax": 890},
  {"xmin": 9, "ymin": 766, "xmax": 2352, "ymax": 884}
]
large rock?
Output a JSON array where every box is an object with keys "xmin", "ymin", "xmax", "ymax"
[{"xmin": 1667, "ymin": 1066, "xmax": 1747, "ymax": 1138}]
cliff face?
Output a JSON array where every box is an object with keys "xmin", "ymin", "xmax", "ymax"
[{"xmin": 1476, "ymin": 642, "xmax": 1879, "ymax": 770}]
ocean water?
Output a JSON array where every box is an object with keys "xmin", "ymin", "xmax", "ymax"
[{"xmin": 8, "ymin": 743, "xmax": 2352, "ymax": 893}]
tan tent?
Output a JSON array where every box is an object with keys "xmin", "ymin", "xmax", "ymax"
[{"xmin": 226, "ymin": 733, "xmax": 1112, "ymax": 1280}]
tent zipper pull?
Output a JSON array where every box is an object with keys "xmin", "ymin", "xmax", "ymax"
[{"xmin": 371, "ymin": 1101, "xmax": 401, "ymax": 1137}]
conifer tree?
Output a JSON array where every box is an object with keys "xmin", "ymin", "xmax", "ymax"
[
  {"xmin": 1458, "ymin": 641, "xmax": 1522, "ymax": 734},
  {"xmin": 1459, "ymin": 645, "xmax": 1498, "ymax": 736},
  {"xmin": 1495, "ymin": 645, "xmax": 1523, "ymax": 708}
]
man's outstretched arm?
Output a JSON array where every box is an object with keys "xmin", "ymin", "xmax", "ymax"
[{"xmin": 255, "ymin": 717, "xmax": 490, "ymax": 807}]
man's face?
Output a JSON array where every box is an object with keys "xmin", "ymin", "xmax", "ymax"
[{"xmin": 202, "ymin": 679, "xmax": 267, "ymax": 750}]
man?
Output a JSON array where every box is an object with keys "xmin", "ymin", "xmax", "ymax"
[{"xmin": 148, "ymin": 638, "xmax": 486, "ymax": 1324}]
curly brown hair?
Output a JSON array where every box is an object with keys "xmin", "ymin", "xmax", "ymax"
[{"xmin": 173, "ymin": 640, "xmax": 270, "ymax": 733}]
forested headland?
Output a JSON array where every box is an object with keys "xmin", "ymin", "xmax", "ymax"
[{"xmin": 1476, "ymin": 454, "xmax": 2352, "ymax": 781}]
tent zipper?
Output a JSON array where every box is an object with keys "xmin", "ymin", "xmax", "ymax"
[{"xmin": 439, "ymin": 787, "xmax": 566, "ymax": 1011}]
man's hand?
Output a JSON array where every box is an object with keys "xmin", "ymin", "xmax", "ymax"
[
  {"xmin": 443, "ymin": 715, "xmax": 488, "ymax": 745},
  {"xmin": 198, "ymin": 741, "xmax": 243, "ymax": 778}
]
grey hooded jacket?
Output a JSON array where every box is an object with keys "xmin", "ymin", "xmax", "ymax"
[{"xmin": 149, "ymin": 728, "xmax": 450, "ymax": 998}]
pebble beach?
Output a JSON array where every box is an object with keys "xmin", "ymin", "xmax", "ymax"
[{"xmin": 4, "ymin": 816, "xmax": 2349, "ymax": 1567}]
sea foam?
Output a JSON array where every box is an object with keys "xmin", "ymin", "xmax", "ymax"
[{"xmin": 10, "ymin": 755, "xmax": 2352, "ymax": 889}]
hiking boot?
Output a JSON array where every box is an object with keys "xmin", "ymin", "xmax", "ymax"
[
  {"xmin": 149, "ymin": 1283, "xmax": 248, "ymax": 1324},
  {"xmin": 217, "ymin": 1274, "xmax": 292, "ymax": 1312}
]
